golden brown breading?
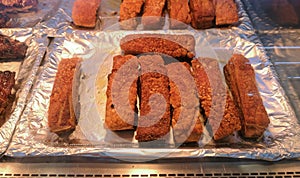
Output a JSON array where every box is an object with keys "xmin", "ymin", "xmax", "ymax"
[
  {"xmin": 120, "ymin": 34, "xmax": 195, "ymax": 60},
  {"xmin": 168, "ymin": 0, "xmax": 191, "ymax": 29},
  {"xmin": 190, "ymin": 0, "xmax": 215, "ymax": 29},
  {"xmin": 214, "ymin": 0, "xmax": 239, "ymax": 26},
  {"xmin": 72, "ymin": 0, "xmax": 101, "ymax": 28},
  {"xmin": 136, "ymin": 55, "xmax": 171, "ymax": 142},
  {"xmin": 191, "ymin": 58, "xmax": 241, "ymax": 140},
  {"xmin": 105, "ymin": 55, "xmax": 139, "ymax": 131},
  {"xmin": 48, "ymin": 58, "xmax": 80, "ymax": 135},
  {"xmin": 167, "ymin": 62, "xmax": 203, "ymax": 143},
  {"xmin": 142, "ymin": 0, "xmax": 166, "ymax": 29},
  {"xmin": 224, "ymin": 54, "xmax": 270, "ymax": 138},
  {"xmin": 119, "ymin": 0, "xmax": 144, "ymax": 30}
]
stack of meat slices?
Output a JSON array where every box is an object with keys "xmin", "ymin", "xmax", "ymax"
[
  {"xmin": 0, "ymin": 34, "xmax": 27, "ymax": 127},
  {"xmin": 119, "ymin": 0, "xmax": 239, "ymax": 30},
  {"xmin": 104, "ymin": 34, "xmax": 270, "ymax": 144}
]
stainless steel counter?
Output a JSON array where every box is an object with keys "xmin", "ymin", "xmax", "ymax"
[{"xmin": 0, "ymin": 157, "xmax": 300, "ymax": 177}]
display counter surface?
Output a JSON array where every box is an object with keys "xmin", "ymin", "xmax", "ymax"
[{"xmin": 0, "ymin": 157, "xmax": 300, "ymax": 177}]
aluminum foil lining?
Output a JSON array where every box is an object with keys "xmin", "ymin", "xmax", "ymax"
[
  {"xmin": 3, "ymin": 0, "xmax": 61, "ymax": 28},
  {"xmin": 241, "ymin": 0, "xmax": 300, "ymax": 158},
  {"xmin": 0, "ymin": 28, "xmax": 48, "ymax": 156},
  {"xmin": 6, "ymin": 26, "xmax": 299, "ymax": 161},
  {"xmin": 37, "ymin": 0, "xmax": 75, "ymax": 37}
]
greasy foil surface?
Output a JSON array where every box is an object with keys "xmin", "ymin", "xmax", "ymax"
[
  {"xmin": 3, "ymin": 0, "xmax": 61, "ymax": 28},
  {"xmin": 241, "ymin": 0, "xmax": 300, "ymax": 159},
  {"xmin": 5, "ymin": 0, "xmax": 300, "ymax": 161},
  {"xmin": 0, "ymin": 28, "xmax": 48, "ymax": 156}
]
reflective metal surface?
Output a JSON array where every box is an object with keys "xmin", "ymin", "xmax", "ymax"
[{"xmin": 0, "ymin": 157, "xmax": 300, "ymax": 177}]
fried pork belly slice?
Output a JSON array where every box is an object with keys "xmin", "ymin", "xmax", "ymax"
[
  {"xmin": 105, "ymin": 55, "xmax": 139, "ymax": 131},
  {"xmin": 214, "ymin": 0, "xmax": 239, "ymax": 26},
  {"xmin": 119, "ymin": 0, "xmax": 144, "ymax": 30},
  {"xmin": 142, "ymin": 0, "xmax": 166, "ymax": 29},
  {"xmin": 120, "ymin": 34, "xmax": 195, "ymax": 60},
  {"xmin": 72, "ymin": 0, "xmax": 101, "ymax": 28},
  {"xmin": 0, "ymin": 71, "xmax": 15, "ymax": 127},
  {"xmin": 167, "ymin": 62, "xmax": 203, "ymax": 143},
  {"xmin": 0, "ymin": 34, "xmax": 28, "ymax": 60},
  {"xmin": 191, "ymin": 58, "xmax": 241, "ymax": 140},
  {"xmin": 167, "ymin": 0, "xmax": 191, "ymax": 29},
  {"xmin": 136, "ymin": 55, "xmax": 171, "ymax": 142},
  {"xmin": 224, "ymin": 54, "xmax": 270, "ymax": 138},
  {"xmin": 190, "ymin": 0, "xmax": 215, "ymax": 29},
  {"xmin": 48, "ymin": 58, "xmax": 80, "ymax": 135}
]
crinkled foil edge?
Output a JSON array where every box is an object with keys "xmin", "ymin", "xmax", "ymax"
[{"xmin": 0, "ymin": 28, "xmax": 48, "ymax": 157}]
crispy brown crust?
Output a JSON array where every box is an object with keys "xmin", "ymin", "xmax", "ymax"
[
  {"xmin": 0, "ymin": 34, "xmax": 28, "ymax": 59},
  {"xmin": 0, "ymin": 71, "xmax": 15, "ymax": 127},
  {"xmin": 142, "ymin": 0, "xmax": 166, "ymax": 29},
  {"xmin": 120, "ymin": 34, "xmax": 195, "ymax": 59},
  {"xmin": 168, "ymin": 0, "xmax": 191, "ymax": 29},
  {"xmin": 48, "ymin": 58, "xmax": 80, "ymax": 134},
  {"xmin": 105, "ymin": 55, "xmax": 139, "ymax": 131},
  {"xmin": 72, "ymin": 0, "xmax": 101, "ymax": 28},
  {"xmin": 214, "ymin": 0, "xmax": 239, "ymax": 26},
  {"xmin": 136, "ymin": 55, "xmax": 170, "ymax": 142},
  {"xmin": 119, "ymin": 0, "xmax": 144, "ymax": 30},
  {"xmin": 224, "ymin": 54, "xmax": 270, "ymax": 138},
  {"xmin": 167, "ymin": 62, "xmax": 203, "ymax": 143},
  {"xmin": 191, "ymin": 58, "xmax": 241, "ymax": 140},
  {"xmin": 190, "ymin": 0, "xmax": 215, "ymax": 29}
]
